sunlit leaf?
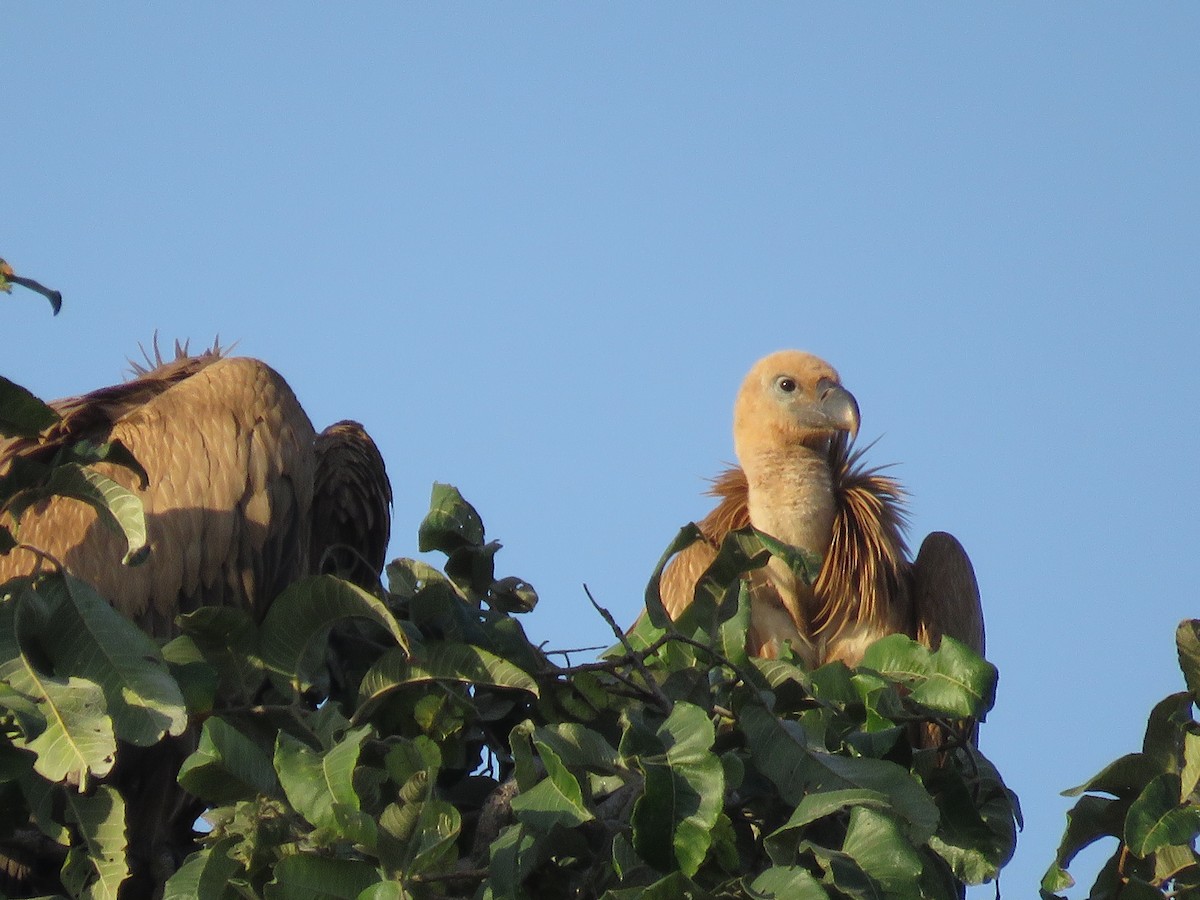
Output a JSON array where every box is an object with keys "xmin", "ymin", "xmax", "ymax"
[
  {"xmin": 418, "ymin": 483, "xmax": 484, "ymax": 553},
  {"xmin": 62, "ymin": 785, "xmax": 129, "ymax": 900},
  {"xmin": 260, "ymin": 575, "xmax": 410, "ymax": 693},
  {"xmin": 42, "ymin": 573, "xmax": 188, "ymax": 745},
  {"xmin": 1125, "ymin": 772, "xmax": 1200, "ymax": 857},
  {"xmin": 274, "ymin": 727, "xmax": 376, "ymax": 847},
  {"xmin": 178, "ymin": 717, "xmax": 279, "ymax": 804}
]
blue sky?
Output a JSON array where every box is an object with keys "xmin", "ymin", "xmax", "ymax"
[{"xmin": 4, "ymin": 6, "xmax": 1198, "ymax": 895}]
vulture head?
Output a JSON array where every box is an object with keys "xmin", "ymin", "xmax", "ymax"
[{"xmin": 733, "ymin": 350, "xmax": 861, "ymax": 466}]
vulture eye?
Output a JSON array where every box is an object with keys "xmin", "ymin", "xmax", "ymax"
[{"xmin": 775, "ymin": 377, "xmax": 798, "ymax": 393}]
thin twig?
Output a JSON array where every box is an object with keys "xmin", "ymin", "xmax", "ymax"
[{"xmin": 582, "ymin": 584, "xmax": 672, "ymax": 714}]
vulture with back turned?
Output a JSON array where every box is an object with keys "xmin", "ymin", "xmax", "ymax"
[
  {"xmin": 660, "ymin": 349, "xmax": 983, "ymax": 670},
  {"xmin": 0, "ymin": 345, "xmax": 392, "ymax": 897},
  {"xmin": 0, "ymin": 345, "xmax": 392, "ymax": 631}
]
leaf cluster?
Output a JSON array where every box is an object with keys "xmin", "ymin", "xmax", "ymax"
[{"xmin": 1042, "ymin": 621, "xmax": 1200, "ymax": 899}]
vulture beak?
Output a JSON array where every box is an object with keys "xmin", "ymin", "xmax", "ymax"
[{"xmin": 816, "ymin": 378, "xmax": 860, "ymax": 441}]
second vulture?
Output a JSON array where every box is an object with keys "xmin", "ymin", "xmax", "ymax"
[
  {"xmin": 0, "ymin": 347, "xmax": 392, "ymax": 636},
  {"xmin": 660, "ymin": 349, "xmax": 983, "ymax": 668}
]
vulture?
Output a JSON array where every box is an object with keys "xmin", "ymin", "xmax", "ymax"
[
  {"xmin": 0, "ymin": 346, "xmax": 391, "ymax": 897},
  {"xmin": 660, "ymin": 350, "xmax": 983, "ymax": 669},
  {"xmin": 0, "ymin": 346, "xmax": 392, "ymax": 634}
]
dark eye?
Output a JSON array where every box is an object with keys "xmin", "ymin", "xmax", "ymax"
[{"xmin": 776, "ymin": 377, "xmax": 797, "ymax": 393}]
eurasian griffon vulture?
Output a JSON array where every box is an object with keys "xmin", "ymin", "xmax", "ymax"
[
  {"xmin": 660, "ymin": 350, "xmax": 983, "ymax": 668},
  {"xmin": 0, "ymin": 346, "xmax": 392, "ymax": 897},
  {"xmin": 0, "ymin": 347, "xmax": 392, "ymax": 635}
]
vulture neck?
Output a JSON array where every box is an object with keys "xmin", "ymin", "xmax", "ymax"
[{"xmin": 740, "ymin": 440, "xmax": 837, "ymax": 560}]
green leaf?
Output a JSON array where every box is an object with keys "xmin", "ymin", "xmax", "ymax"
[
  {"xmin": 263, "ymin": 854, "xmax": 382, "ymax": 900},
  {"xmin": 747, "ymin": 865, "xmax": 830, "ymax": 899},
  {"xmin": 1178, "ymin": 620, "xmax": 1200, "ymax": 699},
  {"xmin": 176, "ymin": 607, "xmax": 265, "ymax": 704},
  {"xmin": 0, "ymin": 376, "xmax": 59, "ymax": 438},
  {"xmin": 641, "ymin": 524, "xmax": 705, "ymax": 629},
  {"xmin": 163, "ymin": 839, "xmax": 243, "ymax": 900},
  {"xmin": 41, "ymin": 573, "xmax": 188, "ymax": 745},
  {"xmin": 630, "ymin": 703, "xmax": 724, "ymax": 876},
  {"xmin": 741, "ymin": 704, "xmax": 939, "ymax": 842},
  {"xmin": 841, "ymin": 806, "xmax": 924, "ymax": 895},
  {"xmin": 511, "ymin": 742, "xmax": 594, "ymax": 831},
  {"xmin": 753, "ymin": 528, "xmax": 822, "ymax": 585},
  {"xmin": 675, "ymin": 527, "xmax": 772, "ymax": 638},
  {"xmin": 418, "ymin": 483, "xmax": 484, "ymax": 553},
  {"xmin": 61, "ymin": 785, "xmax": 129, "ymax": 900},
  {"xmin": 377, "ymin": 764, "xmax": 462, "ymax": 878},
  {"xmin": 765, "ymin": 789, "xmax": 891, "ymax": 864},
  {"xmin": 259, "ymin": 575, "xmax": 410, "ymax": 692},
  {"xmin": 859, "ymin": 633, "xmax": 996, "ymax": 719},
  {"xmin": 178, "ymin": 717, "xmax": 280, "ymax": 804},
  {"xmin": 274, "ymin": 727, "xmax": 376, "ymax": 847},
  {"xmin": 1125, "ymin": 772, "xmax": 1200, "ymax": 857},
  {"xmin": 356, "ymin": 884, "xmax": 408, "ymax": 900},
  {"xmin": 1063, "ymin": 752, "xmax": 1157, "ymax": 801},
  {"xmin": 16, "ymin": 463, "xmax": 149, "ymax": 566},
  {"xmin": 357, "ymin": 641, "xmax": 538, "ymax": 721},
  {"xmin": 11, "ymin": 653, "xmax": 115, "ymax": 785}
]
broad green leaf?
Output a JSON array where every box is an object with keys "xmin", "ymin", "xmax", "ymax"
[
  {"xmin": 14, "ymin": 464, "xmax": 148, "ymax": 565},
  {"xmin": 418, "ymin": 483, "xmax": 484, "ymax": 553},
  {"xmin": 484, "ymin": 823, "xmax": 542, "ymax": 900},
  {"xmin": 741, "ymin": 704, "xmax": 938, "ymax": 842},
  {"xmin": 1046, "ymin": 794, "xmax": 1126, "ymax": 877},
  {"xmin": 178, "ymin": 717, "xmax": 279, "ymax": 804},
  {"xmin": 357, "ymin": 884, "xmax": 408, "ymax": 900},
  {"xmin": 920, "ymin": 756, "xmax": 1011, "ymax": 884},
  {"xmin": 511, "ymin": 742, "xmax": 594, "ymax": 831},
  {"xmin": 161, "ymin": 634, "xmax": 220, "ymax": 716},
  {"xmin": 859, "ymin": 633, "xmax": 996, "ymax": 719},
  {"xmin": 259, "ymin": 575, "xmax": 410, "ymax": 692},
  {"xmin": 1062, "ymin": 752, "xmax": 1156, "ymax": 800},
  {"xmin": 0, "ymin": 376, "xmax": 59, "ymax": 438},
  {"xmin": 1177, "ymin": 620, "xmax": 1200, "ymax": 698},
  {"xmin": 163, "ymin": 839, "xmax": 243, "ymax": 900},
  {"xmin": 20, "ymin": 672, "xmax": 114, "ymax": 784},
  {"xmin": 1183, "ymin": 732, "xmax": 1200, "ymax": 800},
  {"xmin": 377, "ymin": 759, "xmax": 462, "ymax": 879},
  {"xmin": 747, "ymin": 865, "xmax": 829, "ymax": 899},
  {"xmin": 1125, "ymin": 772, "xmax": 1200, "ymax": 857},
  {"xmin": 274, "ymin": 727, "xmax": 376, "ymax": 847},
  {"xmin": 675, "ymin": 527, "xmax": 773, "ymax": 638},
  {"xmin": 641, "ymin": 523, "xmax": 705, "ymax": 629},
  {"xmin": 176, "ymin": 607, "xmax": 264, "ymax": 704},
  {"xmin": 263, "ymin": 854, "xmax": 382, "ymax": 900},
  {"xmin": 357, "ymin": 641, "xmax": 537, "ymax": 721},
  {"xmin": 765, "ymin": 789, "xmax": 891, "ymax": 864},
  {"xmin": 841, "ymin": 806, "xmax": 923, "ymax": 895},
  {"xmin": 532, "ymin": 722, "xmax": 621, "ymax": 773},
  {"xmin": 631, "ymin": 702, "xmax": 724, "ymax": 876},
  {"xmin": 62, "ymin": 785, "xmax": 129, "ymax": 900},
  {"xmin": 753, "ymin": 528, "xmax": 822, "ymax": 586},
  {"xmin": 41, "ymin": 573, "xmax": 187, "ymax": 745}
]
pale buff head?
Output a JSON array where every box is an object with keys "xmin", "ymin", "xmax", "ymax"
[{"xmin": 733, "ymin": 350, "xmax": 860, "ymax": 463}]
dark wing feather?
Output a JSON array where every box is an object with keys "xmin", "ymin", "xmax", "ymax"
[
  {"xmin": 910, "ymin": 531, "xmax": 984, "ymax": 655},
  {"xmin": 310, "ymin": 420, "xmax": 392, "ymax": 591}
]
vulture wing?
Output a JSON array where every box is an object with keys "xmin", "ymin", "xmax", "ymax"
[
  {"xmin": 310, "ymin": 420, "xmax": 392, "ymax": 591},
  {"xmin": 910, "ymin": 531, "xmax": 984, "ymax": 656}
]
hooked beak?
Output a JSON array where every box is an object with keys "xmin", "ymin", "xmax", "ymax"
[{"xmin": 816, "ymin": 378, "xmax": 860, "ymax": 440}]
